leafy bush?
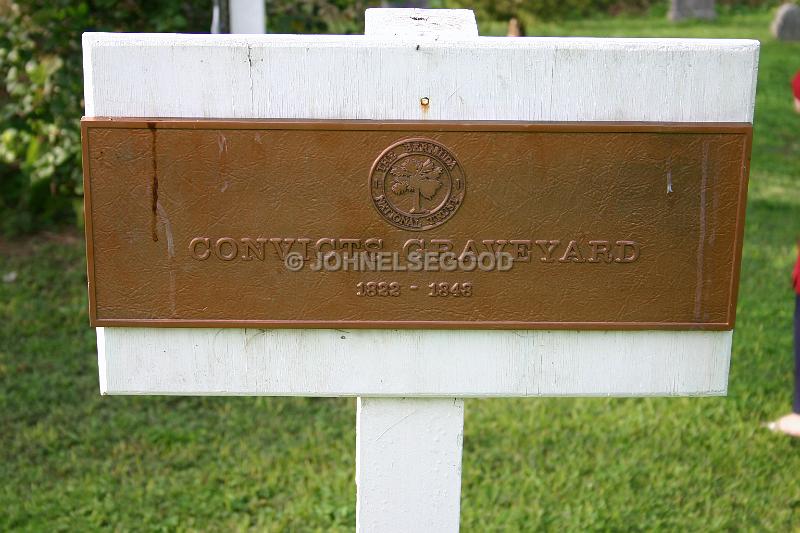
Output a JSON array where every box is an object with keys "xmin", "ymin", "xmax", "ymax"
[
  {"xmin": 0, "ymin": 1, "xmax": 211, "ymax": 236},
  {"xmin": 0, "ymin": 0, "xmax": 379, "ymax": 236},
  {"xmin": 1, "ymin": 3, "xmax": 77, "ymax": 235},
  {"xmin": 267, "ymin": 0, "xmax": 373, "ymax": 34}
]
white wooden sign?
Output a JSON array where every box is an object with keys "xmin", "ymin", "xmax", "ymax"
[{"xmin": 83, "ymin": 8, "xmax": 758, "ymax": 532}]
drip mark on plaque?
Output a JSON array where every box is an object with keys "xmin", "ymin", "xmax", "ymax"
[{"xmin": 148, "ymin": 122, "xmax": 159, "ymax": 242}]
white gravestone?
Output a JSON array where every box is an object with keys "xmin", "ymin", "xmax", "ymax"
[
  {"xmin": 669, "ymin": 0, "xmax": 716, "ymax": 21},
  {"xmin": 771, "ymin": 3, "xmax": 800, "ymax": 41}
]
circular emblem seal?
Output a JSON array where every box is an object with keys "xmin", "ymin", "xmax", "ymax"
[{"xmin": 369, "ymin": 138, "xmax": 465, "ymax": 231}]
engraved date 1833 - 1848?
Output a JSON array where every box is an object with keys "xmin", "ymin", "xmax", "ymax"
[{"xmin": 355, "ymin": 281, "xmax": 473, "ymax": 297}]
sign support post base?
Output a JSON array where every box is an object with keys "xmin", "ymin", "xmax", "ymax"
[{"xmin": 356, "ymin": 397, "xmax": 465, "ymax": 532}]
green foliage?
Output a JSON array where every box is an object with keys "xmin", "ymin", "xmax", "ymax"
[
  {"xmin": 0, "ymin": 237, "xmax": 356, "ymax": 531},
  {"xmin": 456, "ymin": 0, "xmax": 654, "ymax": 26},
  {"xmin": 0, "ymin": 1, "xmax": 211, "ymax": 236},
  {"xmin": 0, "ymin": 0, "xmax": 380, "ymax": 237},
  {"xmin": 454, "ymin": 0, "xmax": 785, "ymax": 30},
  {"xmin": 267, "ymin": 0, "xmax": 375, "ymax": 34},
  {"xmin": 0, "ymin": 3, "xmax": 77, "ymax": 235}
]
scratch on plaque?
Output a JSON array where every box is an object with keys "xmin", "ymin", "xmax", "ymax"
[
  {"xmin": 218, "ymin": 132, "xmax": 228, "ymax": 155},
  {"xmin": 156, "ymin": 203, "xmax": 175, "ymax": 258},
  {"xmin": 666, "ymin": 157, "xmax": 673, "ymax": 194},
  {"xmin": 157, "ymin": 202, "xmax": 176, "ymax": 315},
  {"xmin": 695, "ymin": 142, "xmax": 709, "ymax": 321}
]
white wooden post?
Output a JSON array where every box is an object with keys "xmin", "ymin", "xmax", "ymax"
[
  {"xmin": 230, "ymin": 0, "xmax": 266, "ymax": 34},
  {"xmin": 356, "ymin": 398, "xmax": 464, "ymax": 532},
  {"xmin": 82, "ymin": 8, "xmax": 758, "ymax": 532},
  {"xmin": 353, "ymin": 12, "xmax": 472, "ymax": 531}
]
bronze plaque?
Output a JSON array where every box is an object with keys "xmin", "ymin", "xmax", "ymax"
[{"xmin": 81, "ymin": 119, "xmax": 751, "ymax": 330}]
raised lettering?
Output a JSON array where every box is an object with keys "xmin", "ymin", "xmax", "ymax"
[
  {"xmin": 535, "ymin": 239, "xmax": 561, "ymax": 262},
  {"xmin": 615, "ymin": 241, "xmax": 640, "ymax": 263},
  {"xmin": 482, "ymin": 239, "xmax": 509, "ymax": 254},
  {"xmin": 510, "ymin": 239, "xmax": 532, "ymax": 262},
  {"xmin": 241, "ymin": 237, "xmax": 267, "ymax": 261},
  {"xmin": 214, "ymin": 237, "xmax": 238, "ymax": 261},
  {"xmin": 340, "ymin": 238, "xmax": 361, "ymax": 256},
  {"xmin": 269, "ymin": 238, "xmax": 296, "ymax": 260},
  {"xmin": 588, "ymin": 240, "xmax": 613, "ymax": 263},
  {"xmin": 430, "ymin": 239, "xmax": 454, "ymax": 253},
  {"xmin": 459, "ymin": 240, "xmax": 480, "ymax": 261},
  {"xmin": 559, "ymin": 240, "xmax": 585, "ymax": 263},
  {"xmin": 315, "ymin": 238, "xmax": 335, "ymax": 254},
  {"xmin": 403, "ymin": 239, "xmax": 425, "ymax": 259},
  {"xmin": 189, "ymin": 237, "xmax": 210, "ymax": 260}
]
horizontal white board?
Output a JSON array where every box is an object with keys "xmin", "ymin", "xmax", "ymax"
[
  {"xmin": 98, "ymin": 328, "xmax": 731, "ymax": 396},
  {"xmin": 83, "ymin": 33, "xmax": 759, "ymax": 123}
]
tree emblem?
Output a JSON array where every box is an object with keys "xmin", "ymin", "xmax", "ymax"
[
  {"xmin": 389, "ymin": 156, "xmax": 443, "ymax": 213},
  {"xmin": 370, "ymin": 137, "xmax": 466, "ymax": 231}
]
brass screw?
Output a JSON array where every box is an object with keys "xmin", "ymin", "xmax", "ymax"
[{"xmin": 420, "ymin": 97, "xmax": 430, "ymax": 106}]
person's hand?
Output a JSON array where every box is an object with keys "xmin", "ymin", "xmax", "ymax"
[{"xmin": 795, "ymin": 97, "xmax": 800, "ymax": 114}]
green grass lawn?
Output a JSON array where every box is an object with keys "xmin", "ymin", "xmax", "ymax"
[{"xmin": 2, "ymin": 9, "xmax": 800, "ymax": 532}]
